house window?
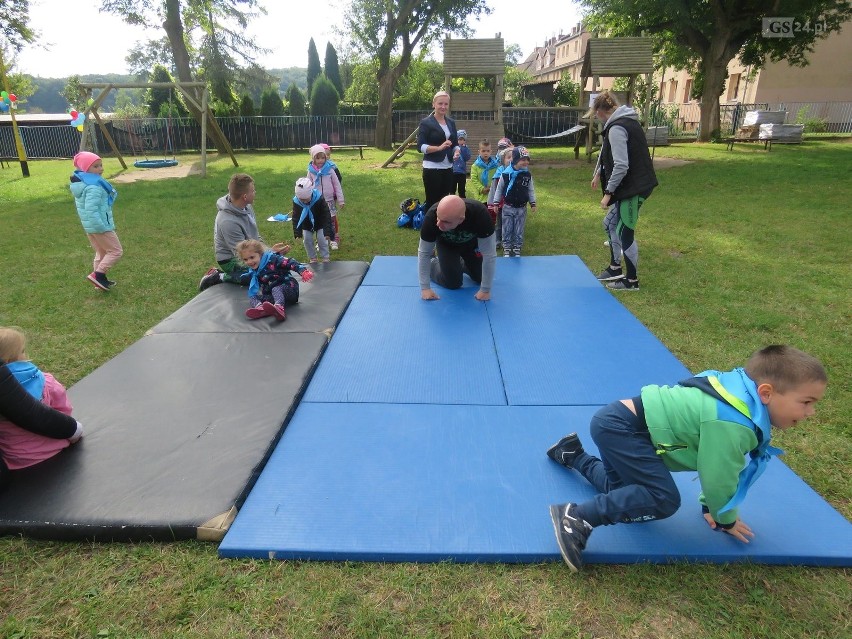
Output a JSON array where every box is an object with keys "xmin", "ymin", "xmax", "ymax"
[
  {"xmin": 683, "ymin": 79, "xmax": 693, "ymax": 103},
  {"xmin": 727, "ymin": 74, "xmax": 741, "ymax": 101},
  {"xmin": 668, "ymin": 80, "xmax": 678, "ymax": 103}
]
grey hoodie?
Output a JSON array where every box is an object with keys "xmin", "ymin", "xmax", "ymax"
[
  {"xmin": 213, "ymin": 194, "xmax": 262, "ymax": 262},
  {"xmin": 595, "ymin": 104, "xmax": 640, "ymax": 194}
]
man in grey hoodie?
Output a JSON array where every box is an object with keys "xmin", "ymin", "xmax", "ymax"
[
  {"xmin": 590, "ymin": 91, "xmax": 658, "ymax": 291},
  {"xmin": 199, "ymin": 174, "xmax": 288, "ymax": 290}
]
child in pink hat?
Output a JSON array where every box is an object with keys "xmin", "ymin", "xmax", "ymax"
[
  {"xmin": 70, "ymin": 152, "xmax": 123, "ymax": 290},
  {"xmin": 307, "ymin": 143, "xmax": 344, "ymax": 249}
]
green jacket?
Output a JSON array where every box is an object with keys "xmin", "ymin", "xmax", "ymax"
[{"xmin": 640, "ymin": 383, "xmax": 759, "ymax": 525}]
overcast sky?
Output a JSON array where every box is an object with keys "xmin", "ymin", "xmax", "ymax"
[{"xmin": 15, "ymin": 0, "xmax": 583, "ymax": 77}]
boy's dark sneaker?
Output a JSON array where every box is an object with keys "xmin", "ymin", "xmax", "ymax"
[
  {"xmin": 546, "ymin": 432, "xmax": 585, "ymax": 469},
  {"xmin": 199, "ymin": 268, "xmax": 223, "ymax": 291},
  {"xmin": 549, "ymin": 503, "xmax": 593, "ymax": 572},
  {"xmin": 597, "ymin": 266, "xmax": 623, "ymax": 281},
  {"xmin": 106, "ymin": 279, "xmax": 116, "ymax": 287},
  {"xmin": 245, "ymin": 305, "xmax": 270, "ymax": 320},
  {"xmin": 87, "ymin": 272, "xmax": 110, "ymax": 291},
  {"xmin": 263, "ymin": 301, "xmax": 287, "ymax": 322},
  {"xmin": 606, "ymin": 278, "xmax": 639, "ymax": 291}
]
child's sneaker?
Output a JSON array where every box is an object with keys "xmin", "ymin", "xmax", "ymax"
[
  {"xmin": 596, "ymin": 266, "xmax": 623, "ymax": 281},
  {"xmin": 549, "ymin": 503, "xmax": 593, "ymax": 572},
  {"xmin": 503, "ymin": 248, "xmax": 511, "ymax": 258},
  {"xmin": 245, "ymin": 305, "xmax": 270, "ymax": 320},
  {"xmin": 87, "ymin": 272, "xmax": 110, "ymax": 291},
  {"xmin": 512, "ymin": 248, "xmax": 521, "ymax": 257},
  {"xmin": 199, "ymin": 268, "xmax": 223, "ymax": 291},
  {"xmin": 606, "ymin": 278, "xmax": 639, "ymax": 291},
  {"xmin": 263, "ymin": 301, "xmax": 286, "ymax": 321},
  {"xmin": 546, "ymin": 433, "xmax": 585, "ymax": 469}
]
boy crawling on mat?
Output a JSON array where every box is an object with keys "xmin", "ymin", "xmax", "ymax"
[{"xmin": 547, "ymin": 345, "xmax": 827, "ymax": 571}]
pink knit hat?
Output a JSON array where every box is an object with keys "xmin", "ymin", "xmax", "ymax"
[
  {"xmin": 73, "ymin": 151, "xmax": 101, "ymax": 172},
  {"xmin": 320, "ymin": 143, "xmax": 331, "ymax": 153},
  {"xmin": 309, "ymin": 144, "xmax": 326, "ymax": 160}
]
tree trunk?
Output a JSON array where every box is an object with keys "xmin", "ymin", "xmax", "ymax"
[
  {"xmin": 163, "ymin": 0, "xmax": 228, "ymax": 153},
  {"xmin": 697, "ymin": 33, "xmax": 737, "ymax": 142},
  {"xmin": 375, "ymin": 68, "xmax": 395, "ymax": 149}
]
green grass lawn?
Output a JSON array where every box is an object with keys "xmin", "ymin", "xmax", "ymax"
[{"xmin": 0, "ymin": 141, "xmax": 850, "ymax": 638}]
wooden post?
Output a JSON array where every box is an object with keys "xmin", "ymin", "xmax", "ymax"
[{"xmin": 0, "ymin": 49, "xmax": 29, "ymax": 177}]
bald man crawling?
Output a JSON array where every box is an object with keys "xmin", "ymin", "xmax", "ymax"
[{"xmin": 417, "ymin": 195, "xmax": 497, "ymax": 301}]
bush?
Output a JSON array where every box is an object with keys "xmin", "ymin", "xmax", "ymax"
[
  {"xmin": 286, "ymin": 83, "xmax": 307, "ymax": 116},
  {"xmin": 259, "ymin": 89, "xmax": 285, "ymax": 116},
  {"xmin": 310, "ymin": 75, "xmax": 340, "ymax": 116}
]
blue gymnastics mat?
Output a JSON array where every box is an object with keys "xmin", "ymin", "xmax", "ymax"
[
  {"xmin": 302, "ymin": 284, "xmax": 507, "ymax": 405},
  {"xmin": 361, "ymin": 255, "xmax": 601, "ymax": 288},
  {"xmin": 220, "ymin": 403, "xmax": 852, "ymax": 565},
  {"xmin": 305, "ymin": 257, "xmax": 688, "ymax": 405}
]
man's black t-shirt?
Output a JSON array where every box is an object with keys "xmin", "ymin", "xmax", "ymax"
[{"xmin": 419, "ymin": 198, "xmax": 494, "ymax": 245}]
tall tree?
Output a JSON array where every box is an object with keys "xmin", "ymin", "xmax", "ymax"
[
  {"xmin": 1, "ymin": 0, "xmax": 36, "ymax": 51},
  {"xmin": 324, "ymin": 42, "xmax": 345, "ymax": 98},
  {"xmin": 102, "ymin": 0, "xmax": 270, "ymax": 151},
  {"xmin": 580, "ymin": 0, "xmax": 851, "ymax": 141},
  {"xmin": 306, "ymin": 38, "xmax": 322, "ymax": 99},
  {"xmin": 342, "ymin": 0, "xmax": 490, "ymax": 148}
]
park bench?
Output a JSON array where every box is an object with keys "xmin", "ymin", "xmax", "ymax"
[{"xmin": 331, "ymin": 144, "xmax": 368, "ymax": 159}]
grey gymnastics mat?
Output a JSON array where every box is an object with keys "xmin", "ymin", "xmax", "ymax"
[
  {"xmin": 149, "ymin": 261, "xmax": 368, "ymax": 334},
  {"xmin": 0, "ymin": 261, "xmax": 368, "ymax": 541}
]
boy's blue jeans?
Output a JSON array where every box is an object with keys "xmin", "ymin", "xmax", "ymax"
[{"xmin": 572, "ymin": 401, "xmax": 681, "ymax": 527}]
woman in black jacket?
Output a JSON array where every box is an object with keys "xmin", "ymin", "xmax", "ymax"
[{"xmin": 417, "ymin": 90, "xmax": 460, "ymax": 212}]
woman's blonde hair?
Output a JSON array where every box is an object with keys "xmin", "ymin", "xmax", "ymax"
[
  {"xmin": 584, "ymin": 90, "xmax": 620, "ymax": 119},
  {"xmin": 0, "ymin": 327, "xmax": 28, "ymax": 364}
]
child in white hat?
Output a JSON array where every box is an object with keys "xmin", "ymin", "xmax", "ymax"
[{"xmin": 291, "ymin": 177, "xmax": 332, "ymax": 263}]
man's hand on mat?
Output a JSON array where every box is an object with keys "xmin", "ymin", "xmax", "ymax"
[
  {"xmin": 474, "ymin": 290, "xmax": 490, "ymax": 301},
  {"xmin": 703, "ymin": 513, "xmax": 754, "ymax": 543},
  {"xmin": 421, "ymin": 288, "xmax": 440, "ymax": 301}
]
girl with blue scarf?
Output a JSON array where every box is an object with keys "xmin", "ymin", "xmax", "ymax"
[
  {"xmin": 0, "ymin": 328, "xmax": 82, "ymax": 486},
  {"xmin": 307, "ymin": 144, "xmax": 345, "ymax": 250},
  {"xmin": 291, "ymin": 178, "xmax": 332, "ymax": 263},
  {"xmin": 236, "ymin": 240, "xmax": 314, "ymax": 322},
  {"xmin": 69, "ymin": 152, "xmax": 123, "ymax": 291}
]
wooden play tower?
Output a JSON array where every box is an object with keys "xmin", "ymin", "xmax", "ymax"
[{"xmin": 384, "ymin": 37, "xmax": 506, "ymax": 167}]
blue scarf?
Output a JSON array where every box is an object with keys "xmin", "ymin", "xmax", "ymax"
[
  {"xmin": 473, "ymin": 156, "xmax": 498, "ymax": 187},
  {"xmin": 693, "ymin": 367, "xmax": 781, "ymax": 514},
  {"xmin": 247, "ymin": 251, "xmax": 274, "ymax": 298},
  {"xmin": 73, "ymin": 170, "xmax": 118, "ymax": 206},
  {"xmin": 7, "ymin": 361, "xmax": 45, "ymax": 400},
  {"xmin": 503, "ymin": 164, "xmax": 529, "ymax": 196},
  {"xmin": 293, "ymin": 189, "xmax": 322, "ymax": 230},
  {"xmin": 307, "ymin": 160, "xmax": 337, "ymax": 181}
]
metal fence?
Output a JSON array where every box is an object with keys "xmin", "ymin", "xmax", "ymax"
[
  {"xmin": 2, "ymin": 102, "xmax": 850, "ymax": 160},
  {"xmin": 769, "ymin": 102, "xmax": 852, "ymax": 133}
]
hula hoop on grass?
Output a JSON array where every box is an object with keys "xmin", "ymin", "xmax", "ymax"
[{"xmin": 134, "ymin": 159, "xmax": 179, "ymax": 169}]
